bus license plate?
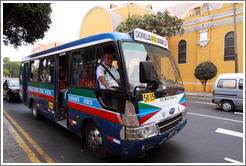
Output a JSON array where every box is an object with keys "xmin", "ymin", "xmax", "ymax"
[{"xmin": 142, "ymin": 93, "xmax": 155, "ymax": 103}]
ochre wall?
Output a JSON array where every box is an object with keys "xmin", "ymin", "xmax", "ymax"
[
  {"xmin": 80, "ymin": 8, "xmax": 112, "ymax": 38},
  {"xmin": 113, "ymin": 4, "xmax": 150, "ymax": 19},
  {"xmin": 168, "ymin": 3, "xmax": 243, "ymax": 92}
]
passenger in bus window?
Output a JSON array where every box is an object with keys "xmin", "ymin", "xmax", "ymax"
[
  {"xmin": 59, "ymin": 57, "xmax": 67, "ymax": 108},
  {"xmin": 96, "ymin": 49, "xmax": 120, "ymax": 90},
  {"xmin": 80, "ymin": 65, "xmax": 96, "ymax": 87},
  {"xmin": 59, "ymin": 57, "xmax": 67, "ymax": 90}
]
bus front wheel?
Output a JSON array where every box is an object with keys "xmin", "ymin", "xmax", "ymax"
[
  {"xmin": 85, "ymin": 121, "xmax": 108, "ymax": 159},
  {"xmin": 31, "ymin": 101, "xmax": 40, "ymax": 119}
]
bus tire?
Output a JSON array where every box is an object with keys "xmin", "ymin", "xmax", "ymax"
[
  {"xmin": 85, "ymin": 121, "xmax": 108, "ymax": 159},
  {"xmin": 31, "ymin": 101, "xmax": 40, "ymax": 119}
]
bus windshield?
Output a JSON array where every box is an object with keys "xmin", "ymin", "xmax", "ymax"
[{"xmin": 121, "ymin": 42, "xmax": 183, "ymax": 92}]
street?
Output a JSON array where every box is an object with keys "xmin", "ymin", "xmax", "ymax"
[{"xmin": 2, "ymin": 96, "xmax": 244, "ymax": 163}]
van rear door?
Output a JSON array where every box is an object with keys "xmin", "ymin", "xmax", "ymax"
[{"xmin": 236, "ymin": 79, "xmax": 243, "ymax": 107}]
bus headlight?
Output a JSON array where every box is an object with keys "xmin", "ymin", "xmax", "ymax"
[{"xmin": 125, "ymin": 123, "xmax": 158, "ymax": 141}]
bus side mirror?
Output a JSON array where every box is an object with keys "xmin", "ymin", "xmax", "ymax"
[{"xmin": 139, "ymin": 61, "xmax": 152, "ymax": 83}]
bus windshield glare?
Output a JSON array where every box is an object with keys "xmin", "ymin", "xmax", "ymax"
[{"xmin": 121, "ymin": 42, "xmax": 183, "ymax": 92}]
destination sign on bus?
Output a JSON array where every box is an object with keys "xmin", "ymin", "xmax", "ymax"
[{"xmin": 134, "ymin": 28, "xmax": 168, "ymax": 48}]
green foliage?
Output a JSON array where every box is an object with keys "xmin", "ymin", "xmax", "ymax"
[
  {"xmin": 3, "ymin": 60, "xmax": 21, "ymax": 78},
  {"xmin": 3, "ymin": 68, "xmax": 10, "ymax": 77},
  {"xmin": 116, "ymin": 10, "xmax": 184, "ymax": 37},
  {"xmin": 3, "ymin": 57, "xmax": 10, "ymax": 63},
  {"xmin": 194, "ymin": 61, "xmax": 217, "ymax": 92},
  {"xmin": 3, "ymin": 3, "xmax": 52, "ymax": 48}
]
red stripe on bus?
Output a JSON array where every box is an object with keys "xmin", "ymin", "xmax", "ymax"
[
  {"xmin": 68, "ymin": 101, "xmax": 121, "ymax": 124},
  {"xmin": 107, "ymin": 136, "xmax": 114, "ymax": 142},
  {"xmin": 28, "ymin": 91, "xmax": 55, "ymax": 102},
  {"xmin": 180, "ymin": 102, "xmax": 186, "ymax": 107},
  {"xmin": 140, "ymin": 110, "xmax": 161, "ymax": 125}
]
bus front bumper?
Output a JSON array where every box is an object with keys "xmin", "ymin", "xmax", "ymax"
[{"xmin": 111, "ymin": 119, "xmax": 187, "ymax": 159}]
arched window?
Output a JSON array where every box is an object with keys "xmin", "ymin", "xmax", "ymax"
[
  {"xmin": 224, "ymin": 31, "xmax": 235, "ymax": 61},
  {"xmin": 178, "ymin": 40, "xmax": 187, "ymax": 64}
]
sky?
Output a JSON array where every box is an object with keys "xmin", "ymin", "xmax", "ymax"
[{"xmin": 1, "ymin": 1, "xmax": 180, "ymax": 62}]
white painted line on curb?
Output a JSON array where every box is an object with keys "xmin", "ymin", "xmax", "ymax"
[
  {"xmin": 216, "ymin": 128, "xmax": 243, "ymax": 138},
  {"xmin": 187, "ymin": 101, "xmax": 215, "ymax": 105},
  {"xmin": 188, "ymin": 112, "xmax": 243, "ymax": 123},
  {"xmin": 234, "ymin": 112, "xmax": 243, "ymax": 115},
  {"xmin": 224, "ymin": 157, "xmax": 242, "ymax": 163}
]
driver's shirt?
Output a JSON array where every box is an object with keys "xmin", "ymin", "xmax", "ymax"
[{"xmin": 96, "ymin": 62, "xmax": 120, "ymax": 89}]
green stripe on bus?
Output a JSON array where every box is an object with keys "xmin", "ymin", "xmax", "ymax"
[
  {"xmin": 28, "ymin": 82, "xmax": 54, "ymax": 90},
  {"xmin": 68, "ymin": 88, "xmax": 96, "ymax": 99},
  {"xmin": 138, "ymin": 103, "xmax": 161, "ymax": 110}
]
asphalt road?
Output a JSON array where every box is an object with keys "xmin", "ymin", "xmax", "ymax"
[{"xmin": 2, "ymin": 96, "xmax": 244, "ymax": 163}]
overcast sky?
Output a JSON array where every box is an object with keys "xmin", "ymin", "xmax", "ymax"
[{"xmin": 2, "ymin": 1, "xmax": 180, "ymax": 62}]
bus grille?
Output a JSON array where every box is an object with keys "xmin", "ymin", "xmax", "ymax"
[{"xmin": 157, "ymin": 113, "xmax": 182, "ymax": 135}]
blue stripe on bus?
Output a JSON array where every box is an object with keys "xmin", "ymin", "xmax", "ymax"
[
  {"xmin": 28, "ymin": 86, "xmax": 54, "ymax": 97},
  {"xmin": 139, "ymin": 109, "xmax": 161, "ymax": 117},
  {"xmin": 67, "ymin": 94, "xmax": 102, "ymax": 110}
]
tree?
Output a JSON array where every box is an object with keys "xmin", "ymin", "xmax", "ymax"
[
  {"xmin": 194, "ymin": 61, "xmax": 217, "ymax": 95},
  {"xmin": 3, "ymin": 61, "xmax": 21, "ymax": 78},
  {"xmin": 116, "ymin": 10, "xmax": 184, "ymax": 37},
  {"xmin": 3, "ymin": 57, "xmax": 10, "ymax": 63},
  {"xmin": 3, "ymin": 68, "xmax": 10, "ymax": 77},
  {"xmin": 3, "ymin": 3, "xmax": 52, "ymax": 48}
]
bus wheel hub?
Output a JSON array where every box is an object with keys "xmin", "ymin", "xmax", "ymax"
[{"xmin": 88, "ymin": 128, "xmax": 102, "ymax": 151}]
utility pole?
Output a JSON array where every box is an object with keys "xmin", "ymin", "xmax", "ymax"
[
  {"xmin": 127, "ymin": 3, "xmax": 130, "ymax": 18},
  {"xmin": 233, "ymin": 3, "xmax": 238, "ymax": 73}
]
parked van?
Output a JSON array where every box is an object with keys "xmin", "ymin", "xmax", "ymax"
[{"xmin": 212, "ymin": 73, "xmax": 243, "ymax": 111}]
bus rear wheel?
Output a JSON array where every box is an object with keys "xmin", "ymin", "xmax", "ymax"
[
  {"xmin": 85, "ymin": 121, "xmax": 108, "ymax": 159},
  {"xmin": 31, "ymin": 101, "xmax": 40, "ymax": 119}
]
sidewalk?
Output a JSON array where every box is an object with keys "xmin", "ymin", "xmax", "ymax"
[
  {"xmin": 185, "ymin": 91, "xmax": 213, "ymax": 98},
  {"xmin": 3, "ymin": 116, "xmax": 31, "ymax": 163}
]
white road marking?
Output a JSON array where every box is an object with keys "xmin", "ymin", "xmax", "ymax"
[
  {"xmin": 188, "ymin": 112, "xmax": 243, "ymax": 123},
  {"xmin": 224, "ymin": 157, "xmax": 242, "ymax": 163},
  {"xmin": 187, "ymin": 101, "xmax": 215, "ymax": 105},
  {"xmin": 216, "ymin": 128, "xmax": 243, "ymax": 138}
]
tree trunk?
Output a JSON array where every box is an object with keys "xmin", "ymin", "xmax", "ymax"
[{"xmin": 203, "ymin": 81, "xmax": 207, "ymax": 97}]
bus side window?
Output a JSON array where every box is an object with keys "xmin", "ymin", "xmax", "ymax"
[
  {"xmin": 79, "ymin": 48, "xmax": 96, "ymax": 88},
  {"xmin": 40, "ymin": 59, "xmax": 47, "ymax": 83},
  {"xmin": 39, "ymin": 57, "xmax": 54, "ymax": 84},
  {"xmin": 71, "ymin": 51, "xmax": 83, "ymax": 87},
  {"xmin": 30, "ymin": 60, "xmax": 40, "ymax": 82},
  {"xmin": 47, "ymin": 57, "xmax": 54, "ymax": 83}
]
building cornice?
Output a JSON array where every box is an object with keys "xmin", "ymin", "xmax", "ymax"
[
  {"xmin": 183, "ymin": 16, "xmax": 243, "ymax": 34},
  {"xmin": 183, "ymin": 8, "xmax": 243, "ymax": 27}
]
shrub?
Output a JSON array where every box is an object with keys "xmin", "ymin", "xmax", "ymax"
[{"xmin": 194, "ymin": 61, "xmax": 217, "ymax": 93}]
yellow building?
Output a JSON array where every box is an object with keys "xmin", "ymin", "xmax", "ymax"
[
  {"xmin": 79, "ymin": 3, "xmax": 244, "ymax": 92},
  {"xmin": 79, "ymin": 3, "xmax": 152, "ymax": 38},
  {"xmin": 161, "ymin": 3, "xmax": 244, "ymax": 92}
]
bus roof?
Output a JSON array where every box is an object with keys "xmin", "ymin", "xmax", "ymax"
[{"xmin": 22, "ymin": 32, "xmax": 133, "ymax": 62}]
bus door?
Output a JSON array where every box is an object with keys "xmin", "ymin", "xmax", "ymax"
[
  {"xmin": 56, "ymin": 53, "xmax": 68, "ymax": 126},
  {"xmin": 20, "ymin": 62, "xmax": 29, "ymax": 105},
  {"xmin": 23, "ymin": 63, "xmax": 29, "ymax": 104}
]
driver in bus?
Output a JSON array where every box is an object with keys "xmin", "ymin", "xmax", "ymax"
[{"xmin": 96, "ymin": 49, "xmax": 120, "ymax": 90}]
